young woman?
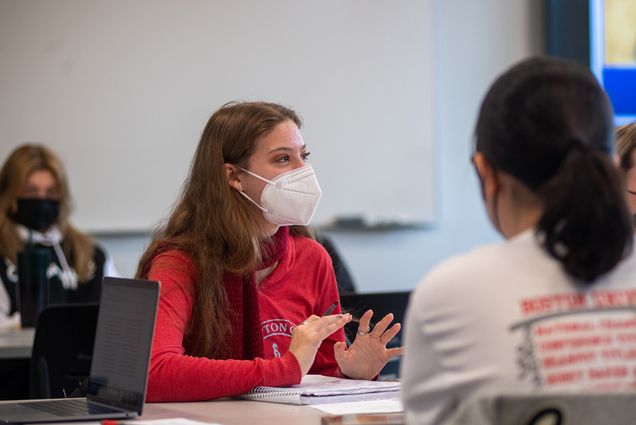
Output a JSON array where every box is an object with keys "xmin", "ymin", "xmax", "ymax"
[
  {"xmin": 137, "ymin": 101, "xmax": 403, "ymax": 402},
  {"xmin": 616, "ymin": 122, "xmax": 636, "ymax": 221},
  {"xmin": 401, "ymin": 57, "xmax": 636, "ymax": 425},
  {"xmin": 0, "ymin": 144, "xmax": 118, "ymax": 325}
]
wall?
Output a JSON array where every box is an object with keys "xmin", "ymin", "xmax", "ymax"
[
  {"xmin": 96, "ymin": 0, "xmax": 545, "ymax": 292},
  {"xmin": 0, "ymin": 0, "xmax": 436, "ymax": 232}
]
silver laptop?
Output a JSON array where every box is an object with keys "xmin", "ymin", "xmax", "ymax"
[{"xmin": 0, "ymin": 277, "xmax": 160, "ymax": 424}]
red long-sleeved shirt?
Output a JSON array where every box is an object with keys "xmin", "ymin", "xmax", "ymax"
[{"xmin": 146, "ymin": 234, "xmax": 344, "ymax": 402}]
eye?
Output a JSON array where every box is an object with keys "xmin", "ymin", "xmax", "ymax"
[
  {"xmin": 46, "ymin": 188, "xmax": 60, "ymax": 199},
  {"xmin": 20, "ymin": 186, "xmax": 38, "ymax": 196},
  {"xmin": 276, "ymin": 155, "xmax": 290, "ymax": 163},
  {"xmin": 302, "ymin": 151, "xmax": 311, "ymax": 161}
]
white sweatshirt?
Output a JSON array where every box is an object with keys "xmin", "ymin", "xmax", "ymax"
[{"xmin": 401, "ymin": 230, "xmax": 636, "ymax": 425}]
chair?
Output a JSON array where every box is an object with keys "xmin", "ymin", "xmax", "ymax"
[
  {"xmin": 442, "ymin": 392, "xmax": 636, "ymax": 425},
  {"xmin": 340, "ymin": 291, "xmax": 411, "ymax": 379},
  {"xmin": 316, "ymin": 232, "xmax": 356, "ymax": 294},
  {"xmin": 29, "ymin": 303, "xmax": 99, "ymax": 399}
]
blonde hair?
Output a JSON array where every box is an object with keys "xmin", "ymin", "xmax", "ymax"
[
  {"xmin": 137, "ymin": 101, "xmax": 313, "ymax": 358},
  {"xmin": 0, "ymin": 144, "xmax": 95, "ymax": 281},
  {"xmin": 617, "ymin": 122, "xmax": 636, "ymax": 172}
]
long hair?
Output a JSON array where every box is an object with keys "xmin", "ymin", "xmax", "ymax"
[
  {"xmin": 616, "ymin": 122, "xmax": 636, "ymax": 173},
  {"xmin": 0, "ymin": 144, "xmax": 95, "ymax": 281},
  {"xmin": 475, "ymin": 56, "xmax": 633, "ymax": 283},
  {"xmin": 136, "ymin": 101, "xmax": 313, "ymax": 358}
]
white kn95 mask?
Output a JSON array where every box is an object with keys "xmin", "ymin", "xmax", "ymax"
[{"xmin": 236, "ymin": 164, "xmax": 322, "ymax": 226}]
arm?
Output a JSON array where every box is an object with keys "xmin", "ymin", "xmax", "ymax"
[
  {"xmin": 146, "ymin": 251, "xmax": 301, "ymax": 402},
  {"xmin": 401, "ymin": 283, "xmax": 450, "ymax": 425}
]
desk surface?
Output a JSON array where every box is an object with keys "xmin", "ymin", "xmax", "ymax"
[
  {"xmin": 0, "ymin": 327, "xmax": 34, "ymax": 359},
  {"xmin": 142, "ymin": 399, "xmax": 328, "ymax": 425},
  {"xmin": 0, "ymin": 399, "xmax": 337, "ymax": 425}
]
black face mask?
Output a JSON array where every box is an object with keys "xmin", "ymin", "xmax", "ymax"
[{"xmin": 11, "ymin": 198, "xmax": 60, "ymax": 232}]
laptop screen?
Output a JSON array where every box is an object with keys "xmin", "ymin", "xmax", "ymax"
[{"xmin": 87, "ymin": 278, "xmax": 159, "ymax": 412}]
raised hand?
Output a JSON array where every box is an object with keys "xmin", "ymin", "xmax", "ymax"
[
  {"xmin": 289, "ymin": 313, "xmax": 352, "ymax": 375},
  {"xmin": 333, "ymin": 309, "xmax": 403, "ymax": 380}
]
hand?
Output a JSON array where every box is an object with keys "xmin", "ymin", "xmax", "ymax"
[
  {"xmin": 334, "ymin": 309, "xmax": 403, "ymax": 380},
  {"xmin": 289, "ymin": 313, "xmax": 352, "ymax": 376}
]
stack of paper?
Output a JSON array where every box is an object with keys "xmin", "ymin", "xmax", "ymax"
[{"xmin": 239, "ymin": 374, "xmax": 400, "ymax": 405}]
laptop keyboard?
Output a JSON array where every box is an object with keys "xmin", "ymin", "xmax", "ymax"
[{"xmin": 19, "ymin": 399, "xmax": 116, "ymax": 416}]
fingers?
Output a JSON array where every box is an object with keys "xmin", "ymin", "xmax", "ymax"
[
  {"xmin": 358, "ymin": 309, "xmax": 374, "ymax": 335},
  {"xmin": 317, "ymin": 314, "xmax": 351, "ymax": 340},
  {"xmin": 299, "ymin": 315, "xmax": 320, "ymax": 327},
  {"xmin": 333, "ymin": 341, "xmax": 346, "ymax": 358},
  {"xmin": 297, "ymin": 314, "xmax": 351, "ymax": 341},
  {"xmin": 386, "ymin": 346, "xmax": 404, "ymax": 358},
  {"xmin": 369, "ymin": 312, "xmax": 394, "ymax": 338},
  {"xmin": 289, "ymin": 314, "xmax": 350, "ymax": 376},
  {"xmin": 379, "ymin": 323, "xmax": 401, "ymax": 345}
]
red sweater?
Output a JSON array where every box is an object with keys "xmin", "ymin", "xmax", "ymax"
[{"xmin": 146, "ymin": 234, "xmax": 344, "ymax": 402}]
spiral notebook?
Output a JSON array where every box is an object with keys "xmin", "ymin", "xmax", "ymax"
[{"xmin": 239, "ymin": 375, "xmax": 401, "ymax": 405}]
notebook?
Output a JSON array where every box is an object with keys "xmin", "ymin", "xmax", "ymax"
[
  {"xmin": 339, "ymin": 291, "xmax": 411, "ymax": 379},
  {"xmin": 0, "ymin": 277, "xmax": 160, "ymax": 425},
  {"xmin": 239, "ymin": 374, "xmax": 401, "ymax": 405}
]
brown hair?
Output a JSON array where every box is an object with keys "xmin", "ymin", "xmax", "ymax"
[
  {"xmin": 0, "ymin": 144, "xmax": 95, "ymax": 281},
  {"xmin": 136, "ymin": 101, "xmax": 313, "ymax": 358},
  {"xmin": 616, "ymin": 122, "xmax": 636, "ymax": 172}
]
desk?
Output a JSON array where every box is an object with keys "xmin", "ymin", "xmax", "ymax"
[
  {"xmin": 0, "ymin": 328, "xmax": 33, "ymax": 399},
  {"xmin": 0, "ymin": 327, "xmax": 34, "ymax": 359},
  {"xmin": 141, "ymin": 400, "xmax": 327, "ymax": 425}
]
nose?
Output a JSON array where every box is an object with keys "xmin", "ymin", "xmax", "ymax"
[{"xmin": 291, "ymin": 155, "xmax": 306, "ymax": 169}]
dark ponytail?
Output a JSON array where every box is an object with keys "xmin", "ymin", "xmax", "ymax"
[
  {"xmin": 476, "ymin": 56, "xmax": 633, "ymax": 283},
  {"xmin": 538, "ymin": 143, "xmax": 632, "ymax": 282}
]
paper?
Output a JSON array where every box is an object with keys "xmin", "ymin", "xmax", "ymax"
[
  {"xmin": 239, "ymin": 374, "xmax": 401, "ymax": 405},
  {"xmin": 310, "ymin": 399, "xmax": 403, "ymax": 415},
  {"xmin": 35, "ymin": 419, "xmax": 222, "ymax": 425},
  {"xmin": 131, "ymin": 419, "xmax": 222, "ymax": 425}
]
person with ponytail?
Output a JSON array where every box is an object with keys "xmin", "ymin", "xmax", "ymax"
[
  {"xmin": 401, "ymin": 57, "xmax": 636, "ymax": 425},
  {"xmin": 0, "ymin": 144, "xmax": 119, "ymax": 326},
  {"xmin": 616, "ymin": 122, "xmax": 636, "ymax": 225},
  {"xmin": 136, "ymin": 101, "xmax": 402, "ymax": 402}
]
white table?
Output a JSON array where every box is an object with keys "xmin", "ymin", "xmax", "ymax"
[
  {"xmin": 141, "ymin": 399, "xmax": 328, "ymax": 425},
  {"xmin": 0, "ymin": 327, "xmax": 34, "ymax": 359}
]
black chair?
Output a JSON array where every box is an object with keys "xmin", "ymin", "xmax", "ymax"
[
  {"xmin": 316, "ymin": 233, "xmax": 356, "ymax": 294},
  {"xmin": 29, "ymin": 303, "xmax": 99, "ymax": 399},
  {"xmin": 340, "ymin": 291, "xmax": 411, "ymax": 379}
]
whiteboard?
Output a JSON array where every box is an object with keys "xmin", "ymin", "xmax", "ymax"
[{"xmin": 0, "ymin": 0, "xmax": 436, "ymax": 233}]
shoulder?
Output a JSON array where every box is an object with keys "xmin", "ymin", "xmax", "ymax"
[
  {"xmin": 149, "ymin": 249, "xmax": 197, "ymax": 284},
  {"xmin": 412, "ymin": 232, "xmax": 545, "ymax": 309},
  {"xmin": 290, "ymin": 234, "xmax": 331, "ymax": 264},
  {"xmin": 91, "ymin": 242, "xmax": 107, "ymax": 263},
  {"xmin": 601, "ymin": 239, "xmax": 636, "ymax": 285}
]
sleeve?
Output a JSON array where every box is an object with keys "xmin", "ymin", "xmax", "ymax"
[
  {"xmin": 306, "ymin": 243, "xmax": 346, "ymax": 378},
  {"xmin": 146, "ymin": 251, "xmax": 302, "ymax": 402},
  {"xmin": 400, "ymin": 281, "xmax": 451, "ymax": 425}
]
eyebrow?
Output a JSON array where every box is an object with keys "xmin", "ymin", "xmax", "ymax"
[{"xmin": 267, "ymin": 145, "xmax": 307, "ymax": 154}]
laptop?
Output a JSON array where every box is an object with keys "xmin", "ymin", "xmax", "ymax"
[
  {"xmin": 0, "ymin": 277, "xmax": 160, "ymax": 424},
  {"xmin": 340, "ymin": 291, "xmax": 411, "ymax": 379}
]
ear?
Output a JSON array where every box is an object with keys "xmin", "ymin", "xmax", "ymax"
[
  {"xmin": 224, "ymin": 163, "xmax": 243, "ymax": 192},
  {"xmin": 472, "ymin": 152, "xmax": 499, "ymax": 201}
]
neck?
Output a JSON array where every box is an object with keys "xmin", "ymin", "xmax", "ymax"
[
  {"xmin": 259, "ymin": 223, "xmax": 280, "ymax": 239},
  {"xmin": 501, "ymin": 206, "xmax": 543, "ymax": 238},
  {"xmin": 496, "ymin": 175, "xmax": 544, "ymax": 239}
]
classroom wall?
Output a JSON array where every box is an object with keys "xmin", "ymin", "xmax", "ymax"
[{"xmin": 97, "ymin": 0, "xmax": 545, "ymax": 291}]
